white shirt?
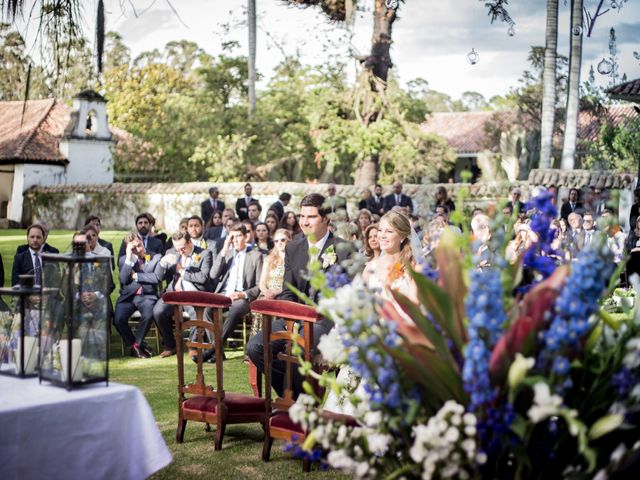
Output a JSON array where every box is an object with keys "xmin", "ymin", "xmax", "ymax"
[
  {"xmin": 308, "ymin": 230, "xmax": 330, "ymax": 259},
  {"xmin": 224, "ymin": 249, "xmax": 246, "ymax": 296},
  {"xmin": 29, "ymin": 248, "xmax": 43, "ymax": 285}
]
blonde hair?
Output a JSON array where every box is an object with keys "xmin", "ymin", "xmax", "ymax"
[
  {"xmin": 264, "ymin": 228, "xmax": 291, "ymax": 270},
  {"xmin": 380, "ymin": 209, "xmax": 414, "ymax": 268}
]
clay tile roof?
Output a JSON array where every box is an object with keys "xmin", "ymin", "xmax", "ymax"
[
  {"xmin": 0, "ymin": 99, "xmax": 69, "ymax": 165},
  {"xmin": 420, "ymin": 111, "xmax": 508, "ymax": 154},
  {"xmin": 528, "ymin": 169, "xmax": 635, "ymax": 189},
  {"xmin": 576, "ymin": 104, "xmax": 638, "ymax": 144},
  {"xmin": 606, "ymin": 77, "xmax": 640, "ymax": 102}
]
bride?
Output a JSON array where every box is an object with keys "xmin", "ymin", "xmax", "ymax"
[{"xmin": 322, "ymin": 209, "xmax": 418, "ymax": 414}]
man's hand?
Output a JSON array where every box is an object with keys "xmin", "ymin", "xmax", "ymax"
[
  {"xmin": 160, "ymin": 253, "xmax": 177, "ymax": 268},
  {"xmin": 229, "ymin": 292, "xmax": 245, "ymax": 301},
  {"xmin": 125, "ymin": 241, "xmax": 135, "ymax": 261},
  {"xmin": 81, "ymin": 292, "xmax": 97, "ymax": 308}
]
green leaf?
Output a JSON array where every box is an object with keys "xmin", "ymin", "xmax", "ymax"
[
  {"xmin": 509, "ymin": 414, "xmax": 528, "ymax": 439},
  {"xmin": 588, "ymin": 414, "xmax": 624, "ymax": 440}
]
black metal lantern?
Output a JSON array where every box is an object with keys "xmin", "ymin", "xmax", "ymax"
[
  {"xmin": 39, "ymin": 242, "xmax": 111, "ymax": 389},
  {"xmin": 0, "ymin": 275, "xmax": 42, "ymax": 377}
]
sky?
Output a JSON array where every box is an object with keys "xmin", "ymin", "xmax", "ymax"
[{"xmin": 40, "ymin": 1, "xmax": 640, "ymax": 100}]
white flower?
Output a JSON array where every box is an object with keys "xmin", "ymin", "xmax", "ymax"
[
  {"xmin": 355, "ymin": 461, "xmax": 370, "ymax": 478},
  {"xmin": 508, "ymin": 353, "xmax": 536, "ymax": 389},
  {"xmin": 288, "ymin": 401, "xmax": 307, "ymax": 426},
  {"xmin": 464, "ymin": 425, "xmax": 477, "ymax": 437},
  {"xmin": 322, "ymin": 250, "xmax": 338, "ymax": 269},
  {"xmin": 475, "ymin": 452, "xmax": 488, "ymax": 464},
  {"xmin": 462, "ymin": 413, "xmax": 477, "ymax": 426},
  {"xmin": 317, "ymin": 328, "xmax": 348, "ymax": 364},
  {"xmin": 364, "ymin": 411, "xmax": 382, "ymax": 428},
  {"xmin": 445, "ymin": 426, "xmax": 460, "ymax": 443},
  {"xmin": 367, "ymin": 433, "xmax": 392, "ymax": 456},
  {"xmin": 327, "ymin": 449, "xmax": 357, "ymax": 472},
  {"xmin": 527, "ymin": 382, "xmax": 563, "ymax": 423},
  {"xmin": 441, "ymin": 462, "xmax": 459, "ymax": 478},
  {"xmin": 336, "ymin": 424, "xmax": 348, "ymax": 444}
]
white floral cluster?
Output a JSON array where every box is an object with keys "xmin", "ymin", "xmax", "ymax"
[
  {"xmin": 318, "ymin": 277, "xmax": 376, "ymax": 329},
  {"xmin": 410, "ymin": 401, "xmax": 485, "ymax": 480}
]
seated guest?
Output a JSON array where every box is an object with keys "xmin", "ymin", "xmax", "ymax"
[
  {"xmin": 114, "ymin": 233, "xmax": 163, "ymax": 359},
  {"xmin": 236, "ymin": 183, "xmax": 259, "ymax": 220},
  {"xmin": 367, "ymin": 184, "xmax": 385, "ymax": 216},
  {"xmin": 12, "ymin": 224, "xmax": 53, "ymax": 286},
  {"xmin": 84, "ymin": 215, "xmax": 114, "ymax": 260},
  {"xmin": 358, "ymin": 188, "xmax": 371, "ymax": 210},
  {"xmin": 166, "ymin": 217, "xmax": 189, "ymax": 250},
  {"xmin": 254, "ymin": 222, "xmax": 273, "ymax": 254},
  {"xmin": 566, "ymin": 212, "xmax": 584, "ymax": 259},
  {"xmin": 356, "ymin": 209, "xmax": 373, "ymax": 236},
  {"xmin": 154, "ymin": 231, "xmax": 213, "ymax": 358},
  {"xmin": 383, "ymin": 181, "xmax": 413, "ymax": 213},
  {"xmin": 187, "ymin": 215, "xmax": 214, "ymax": 252},
  {"xmin": 434, "ymin": 186, "xmax": 456, "ymax": 213},
  {"xmin": 117, "ymin": 212, "xmax": 164, "ymax": 259},
  {"xmin": 247, "ymin": 193, "xmax": 351, "ymax": 398},
  {"xmin": 560, "ymin": 188, "xmax": 583, "ymax": 221},
  {"xmin": 268, "ymin": 192, "xmax": 291, "ymax": 222},
  {"xmin": 264, "ymin": 212, "xmax": 279, "ymax": 236},
  {"xmin": 470, "ymin": 214, "xmax": 494, "ymax": 269},
  {"xmin": 204, "ymin": 210, "xmax": 223, "ymax": 230},
  {"xmin": 83, "ymin": 225, "xmax": 111, "ymax": 258},
  {"xmin": 205, "ymin": 223, "xmax": 263, "ymax": 359},
  {"xmin": 242, "ymin": 219, "xmax": 257, "ymax": 250},
  {"xmin": 247, "ymin": 200, "xmax": 262, "ymax": 226},
  {"xmin": 505, "ymin": 187, "xmax": 525, "ymax": 214},
  {"xmin": 281, "ymin": 210, "xmax": 301, "ymax": 237},
  {"xmin": 15, "ymin": 221, "xmax": 59, "ymax": 255},
  {"xmin": 204, "ymin": 208, "xmax": 235, "ymax": 240},
  {"xmin": 201, "ymin": 186, "xmax": 225, "ymax": 225},
  {"xmin": 326, "ymin": 182, "xmax": 347, "ymax": 213},
  {"xmin": 363, "ymin": 224, "xmax": 381, "ymax": 260}
]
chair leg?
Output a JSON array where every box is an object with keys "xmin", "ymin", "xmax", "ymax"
[
  {"xmin": 176, "ymin": 419, "xmax": 187, "ymax": 443},
  {"xmin": 214, "ymin": 422, "xmax": 226, "ymax": 451},
  {"xmin": 303, "ymin": 458, "xmax": 311, "ymax": 473},
  {"xmin": 204, "ymin": 423, "xmax": 211, "ymax": 432},
  {"xmin": 262, "ymin": 435, "xmax": 273, "ymax": 462}
]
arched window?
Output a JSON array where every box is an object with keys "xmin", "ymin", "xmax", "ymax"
[{"xmin": 85, "ymin": 110, "xmax": 98, "ymax": 136}]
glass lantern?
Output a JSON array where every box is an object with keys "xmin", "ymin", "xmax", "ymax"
[
  {"xmin": 0, "ymin": 275, "xmax": 42, "ymax": 377},
  {"xmin": 39, "ymin": 242, "xmax": 112, "ymax": 389}
]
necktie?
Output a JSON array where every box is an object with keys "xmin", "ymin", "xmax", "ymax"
[
  {"xmin": 33, "ymin": 252, "xmax": 42, "ymax": 285},
  {"xmin": 585, "ymin": 232, "xmax": 592, "ymax": 245},
  {"xmin": 136, "ymin": 258, "xmax": 143, "ymax": 295},
  {"xmin": 396, "ymin": 195, "xmax": 400, "ymax": 205}
]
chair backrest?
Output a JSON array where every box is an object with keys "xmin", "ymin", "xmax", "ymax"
[
  {"xmin": 250, "ymin": 299, "xmax": 320, "ymax": 411},
  {"xmin": 162, "ymin": 291, "xmax": 232, "ymax": 405}
]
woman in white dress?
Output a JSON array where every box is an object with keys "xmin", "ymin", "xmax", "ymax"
[{"xmin": 323, "ymin": 209, "xmax": 418, "ymax": 414}]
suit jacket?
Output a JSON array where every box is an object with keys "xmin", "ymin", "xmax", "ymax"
[
  {"xmin": 11, "ymin": 249, "xmax": 42, "ymax": 286},
  {"xmin": 201, "ymin": 198, "xmax": 225, "ymax": 224},
  {"xmin": 210, "ymin": 248, "xmax": 263, "ymax": 302},
  {"xmin": 158, "ymin": 245, "xmax": 213, "ymax": 292},
  {"xmin": 0, "ymin": 252, "xmax": 4, "ymax": 287},
  {"xmin": 383, "ymin": 193, "xmax": 413, "ymax": 213},
  {"xmin": 366, "ymin": 195, "xmax": 385, "ymax": 216},
  {"xmin": 116, "ymin": 253, "xmax": 163, "ymax": 303},
  {"xmin": 16, "ymin": 243, "xmax": 59, "ymax": 254},
  {"xmin": 560, "ymin": 201, "xmax": 584, "ymax": 221},
  {"xmin": 235, "ymin": 197, "xmax": 260, "ymax": 220},
  {"xmin": 268, "ymin": 200, "xmax": 285, "ymax": 221},
  {"xmin": 278, "ymin": 232, "xmax": 349, "ymax": 304},
  {"xmin": 117, "ymin": 235, "xmax": 164, "ymax": 260},
  {"xmin": 97, "ymin": 237, "xmax": 115, "ymax": 269},
  {"xmin": 204, "ymin": 226, "xmax": 225, "ymax": 241}
]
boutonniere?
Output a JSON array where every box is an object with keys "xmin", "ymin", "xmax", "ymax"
[
  {"xmin": 192, "ymin": 252, "xmax": 202, "ymax": 263},
  {"xmin": 201, "ymin": 240, "xmax": 208, "ymax": 249},
  {"xmin": 321, "ymin": 245, "xmax": 337, "ymax": 269},
  {"xmin": 144, "ymin": 254, "xmax": 151, "ymax": 263}
]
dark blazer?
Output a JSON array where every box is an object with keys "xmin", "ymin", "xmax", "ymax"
[
  {"xmin": 210, "ymin": 248, "xmax": 263, "ymax": 302},
  {"xmin": 383, "ymin": 193, "xmax": 413, "ymax": 213},
  {"xmin": 116, "ymin": 253, "xmax": 163, "ymax": 303},
  {"xmin": 97, "ymin": 237, "xmax": 115, "ymax": 269},
  {"xmin": 158, "ymin": 245, "xmax": 213, "ymax": 292},
  {"xmin": 204, "ymin": 226, "xmax": 225, "ymax": 241},
  {"xmin": 0, "ymin": 252, "xmax": 4, "ymax": 287},
  {"xmin": 11, "ymin": 250, "xmax": 38, "ymax": 286},
  {"xmin": 117, "ymin": 235, "xmax": 164, "ymax": 260},
  {"xmin": 201, "ymin": 198, "xmax": 225, "ymax": 224},
  {"xmin": 278, "ymin": 232, "xmax": 349, "ymax": 304},
  {"xmin": 16, "ymin": 243, "xmax": 59, "ymax": 254},
  {"xmin": 560, "ymin": 201, "xmax": 584, "ymax": 221},
  {"xmin": 268, "ymin": 200, "xmax": 285, "ymax": 221},
  {"xmin": 235, "ymin": 197, "xmax": 260, "ymax": 220},
  {"xmin": 366, "ymin": 195, "xmax": 385, "ymax": 216}
]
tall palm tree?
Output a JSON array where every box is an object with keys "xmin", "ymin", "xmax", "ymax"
[
  {"xmin": 248, "ymin": 0, "xmax": 257, "ymax": 117},
  {"xmin": 561, "ymin": 0, "xmax": 583, "ymax": 170},
  {"xmin": 539, "ymin": 0, "xmax": 558, "ymax": 169}
]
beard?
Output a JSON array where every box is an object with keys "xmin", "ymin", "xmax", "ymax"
[{"xmin": 138, "ymin": 227, "xmax": 149, "ymax": 236}]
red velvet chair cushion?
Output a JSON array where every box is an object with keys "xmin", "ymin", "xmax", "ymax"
[
  {"xmin": 183, "ymin": 393, "xmax": 266, "ymax": 415},
  {"xmin": 163, "ymin": 291, "xmax": 232, "ymax": 309},
  {"xmin": 269, "ymin": 411, "xmax": 305, "ymax": 434},
  {"xmin": 250, "ymin": 299, "xmax": 321, "ymax": 322},
  {"xmin": 320, "ymin": 410, "xmax": 359, "ymax": 428}
]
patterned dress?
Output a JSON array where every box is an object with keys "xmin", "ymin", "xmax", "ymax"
[{"xmin": 250, "ymin": 258, "xmax": 285, "ymax": 337}]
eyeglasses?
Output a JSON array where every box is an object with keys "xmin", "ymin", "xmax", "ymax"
[{"xmin": 274, "ymin": 238, "xmax": 287, "ymax": 243}]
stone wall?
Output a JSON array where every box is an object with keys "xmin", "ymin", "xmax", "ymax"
[{"xmin": 22, "ymin": 169, "xmax": 636, "ymax": 232}]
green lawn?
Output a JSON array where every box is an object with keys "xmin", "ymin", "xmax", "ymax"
[{"xmin": 1, "ymin": 230, "xmax": 346, "ymax": 479}]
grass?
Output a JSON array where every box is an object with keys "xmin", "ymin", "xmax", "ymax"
[{"xmin": 1, "ymin": 230, "xmax": 346, "ymax": 479}]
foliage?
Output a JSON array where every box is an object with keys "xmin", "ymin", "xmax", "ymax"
[
  {"xmin": 584, "ymin": 115, "xmax": 640, "ymax": 173},
  {"xmin": 290, "ymin": 190, "xmax": 640, "ymax": 478}
]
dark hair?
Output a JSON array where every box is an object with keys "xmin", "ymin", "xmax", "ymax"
[
  {"xmin": 230, "ymin": 222, "xmax": 248, "ymax": 235},
  {"xmin": 172, "ymin": 231, "xmax": 191, "ymax": 243},
  {"xmin": 27, "ymin": 224, "xmax": 47, "ymax": 238},
  {"xmin": 279, "ymin": 192, "xmax": 291, "ymax": 202},
  {"xmin": 136, "ymin": 212, "xmax": 154, "ymax": 225},
  {"xmin": 84, "ymin": 215, "xmax": 101, "ymax": 226},
  {"xmin": 244, "ymin": 183, "xmax": 252, "ymax": 188},
  {"xmin": 241, "ymin": 219, "xmax": 255, "ymax": 232},
  {"xmin": 435, "ymin": 204, "xmax": 449, "ymax": 215},
  {"xmin": 209, "ymin": 186, "xmax": 218, "ymax": 194},
  {"xmin": 281, "ymin": 210, "xmax": 300, "ymax": 232},
  {"xmin": 375, "ymin": 184, "xmax": 382, "ymax": 189},
  {"xmin": 81, "ymin": 225, "xmax": 98, "ymax": 236},
  {"xmin": 188, "ymin": 215, "xmax": 203, "ymax": 226},
  {"xmin": 248, "ymin": 200, "xmax": 262, "ymax": 211},
  {"xmin": 300, "ymin": 193, "xmax": 330, "ymax": 217}
]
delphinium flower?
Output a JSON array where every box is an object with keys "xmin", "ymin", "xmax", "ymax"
[
  {"xmin": 324, "ymin": 264, "xmax": 351, "ymax": 291},
  {"xmin": 540, "ymin": 247, "xmax": 615, "ymax": 391},
  {"xmin": 612, "ymin": 338, "xmax": 640, "ymax": 400},
  {"xmin": 523, "ymin": 189, "xmax": 561, "ymax": 281},
  {"xmin": 410, "ymin": 401, "xmax": 486, "ymax": 480}
]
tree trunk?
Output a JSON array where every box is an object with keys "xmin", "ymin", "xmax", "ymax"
[
  {"xmin": 561, "ymin": 0, "xmax": 583, "ymax": 170},
  {"xmin": 247, "ymin": 0, "xmax": 257, "ymax": 117},
  {"xmin": 354, "ymin": 0, "xmax": 396, "ymax": 187},
  {"xmin": 539, "ymin": 0, "xmax": 558, "ymax": 169}
]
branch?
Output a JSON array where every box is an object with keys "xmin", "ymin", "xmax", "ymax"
[{"xmin": 585, "ymin": 0, "xmax": 610, "ymax": 38}]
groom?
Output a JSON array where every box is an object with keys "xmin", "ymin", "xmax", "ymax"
[{"xmin": 246, "ymin": 193, "xmax": 351, "ymax": 398}]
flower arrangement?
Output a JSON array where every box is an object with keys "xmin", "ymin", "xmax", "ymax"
[{"xmin": 288, "ymin": 190, "xmax": 640, "ymax": 478}]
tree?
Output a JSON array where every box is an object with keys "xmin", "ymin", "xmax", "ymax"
[
  {"xmin": 539, "ymin": 0, "xmax": 558, "ymax": 169},
  {"xmin": 560, "ymin": 0, "xmax": 584, "ymax": 170},
  {"xmin": 460, "ymin": 91, "xmax": 488, "ymax": 111},
  {"xmin": 0, "ymin": 23, "xmax": 48, "ymax": 100},
  {"xmin": 247, "ymin": 0, "xmax": 257, "ymax": 117}
]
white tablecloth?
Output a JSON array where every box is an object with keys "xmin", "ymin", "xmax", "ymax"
[{"xmin": 0, "ymin": 376, "xmax": 172, "ymax": 480}]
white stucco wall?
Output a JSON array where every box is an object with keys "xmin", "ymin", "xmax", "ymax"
[
  {"xmin": 9, "ymin": 163, "xmax": 65, "ymax": 222},
  {"xmin": 59, "ymin": 139, "xmax": 114, "ymax": 185}
]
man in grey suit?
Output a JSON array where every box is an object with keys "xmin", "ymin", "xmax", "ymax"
[
  {"xmin": 205, "ymin": 222, "xmax": 262, "ymax": 360},
  {"xmin": 153, "ymin": 231, "xmax": 213, "ymax": 358},
  {"xmin": 114, "ymin": 232, "xmax": 163, "ymax": 358}
]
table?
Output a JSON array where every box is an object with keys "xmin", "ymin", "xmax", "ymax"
[{"xmin": 0, "ymin": 376, "xmax": 172, "ymax": 480}]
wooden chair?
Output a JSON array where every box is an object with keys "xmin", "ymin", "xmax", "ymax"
[
  {"xmin": 163, "ymin": 291, "xmax": 267, "ymax": 450},
  {"xmin": 249, "ymin": 299, "xmax": 324, "ymax": 471},
  {"xmin": 119, "ymin": 311, "xmax": 161, "ymax": 356}
]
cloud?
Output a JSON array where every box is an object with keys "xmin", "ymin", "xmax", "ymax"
[{"xmin": 111, "ymin": 8, "xmax": 179, "ymax": 45}]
